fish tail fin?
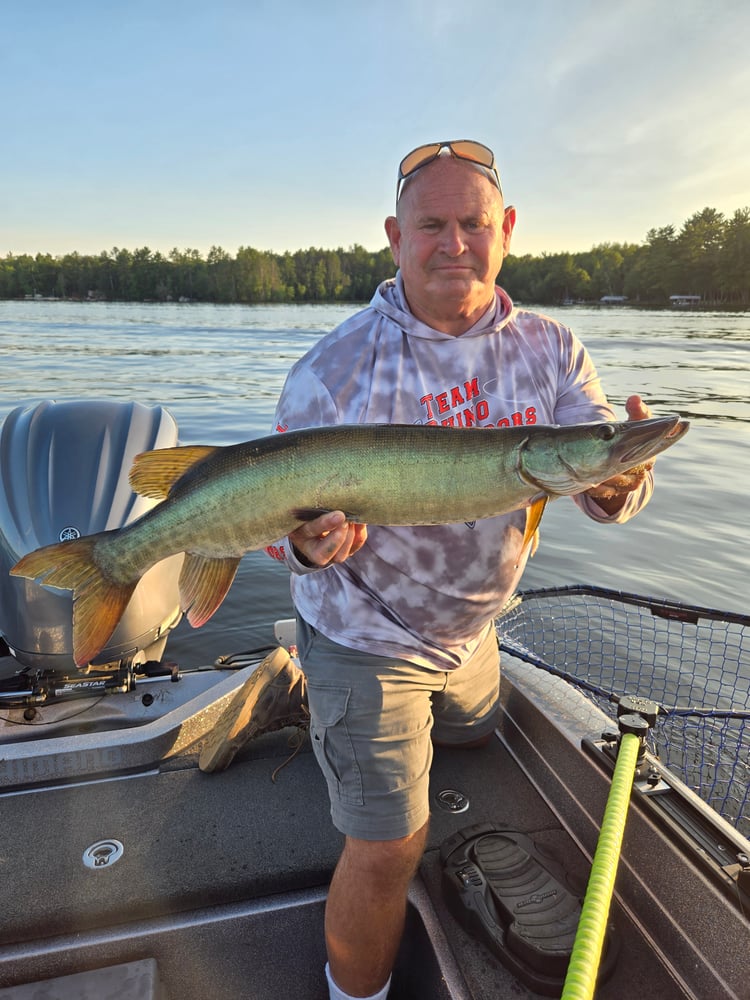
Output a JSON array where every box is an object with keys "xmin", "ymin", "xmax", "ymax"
[
  {"xmin": 179, "ymin": 553, "xmax": 242, "ymax": 628},
  {"xmin": 11, "ymin": 535, "xmax": 137, "ymax": 666}
]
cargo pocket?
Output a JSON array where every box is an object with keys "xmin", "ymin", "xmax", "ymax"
[{"xmin": 307, "ymin": 682, "xmax": 364, "ymax": 806}]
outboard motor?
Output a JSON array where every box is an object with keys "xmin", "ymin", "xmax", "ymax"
[{"xmin": 0, "ymin": 400, "xmax": 184, "ymax": 693}]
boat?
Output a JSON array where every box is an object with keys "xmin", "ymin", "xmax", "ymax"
[{"xmin": 0, "ymin": 401, "xmax": 748, "ymax": 1000}]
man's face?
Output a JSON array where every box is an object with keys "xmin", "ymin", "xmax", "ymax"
[{"xmin": 385, "ymin": 157, "xmax": 515, "ymax": 335}]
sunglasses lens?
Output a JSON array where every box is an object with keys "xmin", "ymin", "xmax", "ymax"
[
  {"xmin": 398, "ymin": 143, "xmax": 443, "ymax": 180},
  {"xmin": 449, "ymin": 141, "xmax": 495, "ymax": 169}
]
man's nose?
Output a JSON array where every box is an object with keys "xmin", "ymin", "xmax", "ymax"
[{"xmin": 441, "ymin": 224, "xmax": 467, "ymax": 255}]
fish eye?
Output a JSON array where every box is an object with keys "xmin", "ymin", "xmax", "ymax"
[{"xmin": 596, "ymin": 424, "xmax": 617, "ymax": 440}]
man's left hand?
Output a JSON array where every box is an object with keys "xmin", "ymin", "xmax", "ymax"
[{"xmin": 585, "ymin": 395, "xmax": 654, "ymax": 509}]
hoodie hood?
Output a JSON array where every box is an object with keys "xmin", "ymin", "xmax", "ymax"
[{"xmin": 371, "ymin": 272, "xmax": 515, "ymax": 341}]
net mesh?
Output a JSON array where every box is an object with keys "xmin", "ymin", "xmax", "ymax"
[{"xmin": 495, "ymin": 586, "xmax": 750, "ymax": 837}]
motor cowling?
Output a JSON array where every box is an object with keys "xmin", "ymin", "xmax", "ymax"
[{"xmin": 0, "ymin": 400, "xmax": 183, "ymax": 676}]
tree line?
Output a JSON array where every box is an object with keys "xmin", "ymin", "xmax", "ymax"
[
  {"xmin": 0, "ymin": 244, "xmax": 395, "ymax": 306},
  {"xmin": 2, "ymin": 206, "xmax": 748, "ymax": 307},
  {"xmin": 502, "ymin": 206, "xmax": 749, "ymax": 306}
]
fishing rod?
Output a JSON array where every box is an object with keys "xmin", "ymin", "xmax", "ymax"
[{"xmin": 561, "ymin": 697, "xmax": 658, "ymax": 1000}]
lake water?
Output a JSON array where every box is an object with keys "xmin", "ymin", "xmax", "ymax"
[{"xmin": 0, "ymin": 299, "xmax": 748, "ymax": 668}]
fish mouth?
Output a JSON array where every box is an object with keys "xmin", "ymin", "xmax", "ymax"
[{"xmin": 616, "ymin": 415, "xmax": 690, "ymax": 466}]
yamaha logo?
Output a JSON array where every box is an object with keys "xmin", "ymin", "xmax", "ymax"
[{"xmin": 59, "ymin": 526, "xmax": 81, "ymax": 541}]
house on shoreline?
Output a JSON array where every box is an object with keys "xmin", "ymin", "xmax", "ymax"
[{"xmin": 669, "ymin": 294, "xmax": 702, "ymax": 307}]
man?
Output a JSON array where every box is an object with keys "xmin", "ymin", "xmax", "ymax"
[{"xmin": 201, "ymin": 140, "xmax": 653, "ymax": 1000}]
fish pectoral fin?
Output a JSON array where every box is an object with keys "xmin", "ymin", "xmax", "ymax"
[
  {"xmin": 11, "ymin": 534, "xmax": 136, "ymax": 667},
  {"xmin": 129, "ymin": 445, "xmax": 218, "ymax": 499},
  {"xmin": 521, "ymin": 497, "xmax": 548, "ymax": 556},
  {"xmin": 179, "ymin": 554, "xmax": 242, "ymax": 628}
]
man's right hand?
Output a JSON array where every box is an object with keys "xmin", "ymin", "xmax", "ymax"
[{"xmin": 289, "ymin": 510, "xmax": 368, "ymax": 567}]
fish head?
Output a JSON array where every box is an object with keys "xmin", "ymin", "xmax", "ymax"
[{"xmin": 519, "ymin": 415, "xmax": 690, "ymax": 496}]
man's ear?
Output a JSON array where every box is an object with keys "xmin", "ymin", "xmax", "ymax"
[
  {"xmin": 384, "ymin": 215, "xmax": 401, "ymax": 265},
  {"xmin": 502, "ymin": 205, "xmax": 516, "ymax": 257}
]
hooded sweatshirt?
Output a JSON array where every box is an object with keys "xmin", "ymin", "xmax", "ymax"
[{"xmin": 268, "ymin": 276, "xmax": 651, "ymax": 670}]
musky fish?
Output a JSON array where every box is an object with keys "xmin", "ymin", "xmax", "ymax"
[{"xmin": 11, "ymin": 417, "xmax": 688, "ymax": 666}]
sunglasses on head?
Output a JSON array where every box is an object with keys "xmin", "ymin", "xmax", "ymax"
[{"xmin": 396, "ymin": 140, "xmax": 502, "ymax": 202}]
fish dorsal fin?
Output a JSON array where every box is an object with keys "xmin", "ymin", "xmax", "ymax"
[
  {"xmin": 129, "ymin": 445, "xmax": 218, "ymax": 499},
  {"xmin": 179, "ymin": 553, "xmax": 242, "ymax": 628},
  {"xmin": 521, "ymin": 496, "xmax": 548, "ymax": 555}
]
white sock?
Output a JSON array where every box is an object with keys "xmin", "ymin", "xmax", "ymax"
[{"xmin": 325, "ymin": 962, "xmax": 391, "ymax": 1000}]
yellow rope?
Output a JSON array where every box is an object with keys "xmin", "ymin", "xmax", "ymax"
[{"xmin": 561, "ymin": 731, "xmax": 640, "ymax": 1000}]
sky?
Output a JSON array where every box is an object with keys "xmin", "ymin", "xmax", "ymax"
[{"xmin": 2, "ymin": 0, "xmax": 749, "ymax": 260}]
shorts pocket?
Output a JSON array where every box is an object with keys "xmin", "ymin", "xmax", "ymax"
[
  {"xmin": 295, "ymin": 617, "xmax": 317, "ymax": 662},
  {"xmin": 307, "ymin": 681, "xmax": 363, "ymax": 806}
]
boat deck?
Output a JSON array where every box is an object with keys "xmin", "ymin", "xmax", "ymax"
[{"xmin": 0, "ymin": 657, "xmax": 747, "ymax": 999}]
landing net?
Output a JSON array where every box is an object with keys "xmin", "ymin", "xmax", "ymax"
[{"xmin": 496, "ymin": 586, "xmax": 750, "ymax": 837}]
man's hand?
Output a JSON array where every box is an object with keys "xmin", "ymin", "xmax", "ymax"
[
  {"xmin": 289, "ymin": 510, "xmax": 368, "ymax": 567},
  {"xmin": 585, "ymin": 395, "xmax": 654, "ymax": 512}
]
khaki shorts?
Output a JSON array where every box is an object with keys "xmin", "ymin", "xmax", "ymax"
[{"xmin": 296, "ymin": 618, "xmax": 500, "ymax": 841}]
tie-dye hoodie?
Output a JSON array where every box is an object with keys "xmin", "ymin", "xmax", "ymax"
[{"xmin": 269, "ymin": 275, "xmax": 652, "ymax": 670}]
